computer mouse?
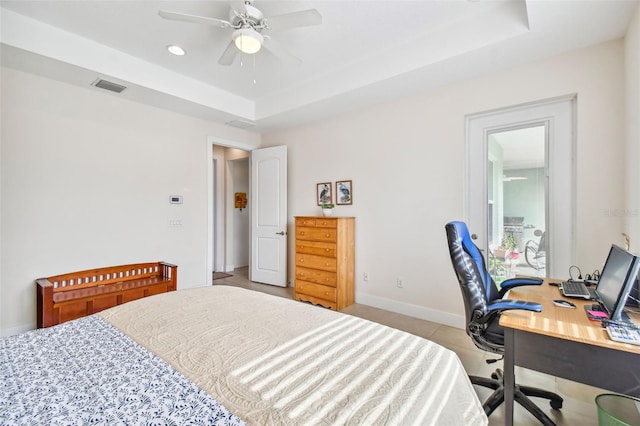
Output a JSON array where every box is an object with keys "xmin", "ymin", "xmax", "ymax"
[{"xmin": 553, "ymin": 299, "xmax": 576, "ymax": 308}]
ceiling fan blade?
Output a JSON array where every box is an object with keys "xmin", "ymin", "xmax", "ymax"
[
  {"xmin": 218, "ymin": 40, "xmax": 239, "ymax": 66},
  {"xmin": 158, "ymin": 10, "xmax": 232, "ymax": 28},
  {"xmin": 262, "ymin": 37, "xmax": 302, "ymax": 66},
  {"xmin": 264, "ymin": 9, "xmax": 322, "ymax": 30}
]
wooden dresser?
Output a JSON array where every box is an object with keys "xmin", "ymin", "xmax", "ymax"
[{"xmin": 294, "ymin": 216, "xmax": 355, "ymax": 310}]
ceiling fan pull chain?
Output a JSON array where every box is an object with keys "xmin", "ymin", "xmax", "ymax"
[{"xmin": 253, "ymin": 54, "xmax": 257, "ymax": 85}]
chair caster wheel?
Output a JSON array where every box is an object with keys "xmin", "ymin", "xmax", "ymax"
[
  {"xmin": 491, "ymin": 372, "xmax": 498, "ymax": 380},
  {"xmin": 550, "ymin": 399, "xmax": 563, "ymax": 410}
]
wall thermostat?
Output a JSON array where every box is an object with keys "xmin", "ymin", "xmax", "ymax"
[{"xmin": 169, "ymin": 195, "xmax": 183, "ymax": 204}]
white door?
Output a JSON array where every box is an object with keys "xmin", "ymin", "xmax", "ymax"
[
  {"xmin": 466, "ymin": 97, "xmax": 575, "ymax": 279},
  {"xmin": 250, "ymin": 146, "xmax": 287, "ymax": 286}
]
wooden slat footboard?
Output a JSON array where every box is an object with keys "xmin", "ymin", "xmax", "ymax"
[{"xmin": 37, "ymin": 262, "xmax": 177, "ymax": 328}]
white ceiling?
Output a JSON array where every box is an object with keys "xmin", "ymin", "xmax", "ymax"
[{"xmin": 1, "ymin": 0, "xmax": 637, "ymax": 133}]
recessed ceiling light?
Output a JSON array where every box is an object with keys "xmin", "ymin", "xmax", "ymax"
[{"xmin": 167, "ymin": 45, "xmax": 185, "ymax": 56}]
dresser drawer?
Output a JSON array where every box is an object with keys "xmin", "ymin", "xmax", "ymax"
[
  {"xmin": 295, "ymin": 280, "xmax": 337, "ymax": 302},
  {"xmin": 295, "ymin": 217, "xmax": 337, "ymax": 228},
  {"xmin": 296, "ymin": 227, "xmax": 337, "ymax": 242},
  {"xmin": 295, "ymin": 240, "xmax": 336, "ymax": 257},
  {"xmin": 314, "ymin": 218, "xmax": 336, "ymax": 228},
  {"xmin": 296, "ymin": 253, "xmax": 337, "ymax": 272},
  {"xmin": 295, "ymin": 266, "xmax": 337, "ymax": 287},
  {"xmin": 295, "ymin": 217, "xmax": 316, "ymax": 227}
]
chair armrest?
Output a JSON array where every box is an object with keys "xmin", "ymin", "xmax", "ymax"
[
  {"xmin": 472, "ymin": 299, "xmax": 543, "ymax": 326},
  {"xmin": 498, "ymin": 277, "xmax": 543, "ymax": 298},
  {"xmin": 488, "ymin": 299, "xmax": 542, "ymax": 313}
]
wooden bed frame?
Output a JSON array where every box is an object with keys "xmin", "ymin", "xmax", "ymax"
[{"xmin": 36, "ymin": 262, "xmax": 177, "ymax": 328}]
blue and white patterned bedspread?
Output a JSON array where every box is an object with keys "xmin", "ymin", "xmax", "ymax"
[{"xmin": 0, "ymin": 315, "xmax": 246, "ymax": 426}]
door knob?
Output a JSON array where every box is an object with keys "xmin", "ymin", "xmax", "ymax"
[
  {"xmin": 471, "ymin": 233, "xmax": 478, "ymax": 240},
  {"xmin": 276, "ymin": 231, "xmax": 286, "ymax": 235}
]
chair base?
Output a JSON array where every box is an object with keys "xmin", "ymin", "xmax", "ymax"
[{"xmin": 470, "ymin": 369, "xmax": 563, "ymax": 426}]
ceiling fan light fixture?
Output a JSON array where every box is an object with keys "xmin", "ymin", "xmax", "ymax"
[{"xmin": 233, "ymin": 28, "xmax": 263, "ymax": 54}]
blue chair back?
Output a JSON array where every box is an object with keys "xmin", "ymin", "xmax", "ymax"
[
  {"xmin": 445, "ymin": 221, "xmax": 505, "ymax": 333},
  {"xmin": 446, "ymin": 221, "xmax": 501, "ymax": 302}
]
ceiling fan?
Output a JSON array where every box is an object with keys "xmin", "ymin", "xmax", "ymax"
[{"xmin": 159, "ymin": 0, "xmax": 322, "ymax": 66}]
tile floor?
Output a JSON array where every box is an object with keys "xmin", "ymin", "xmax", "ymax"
[{"xmin": 214, "ymin": 267, "xmax": 605, "ymax": 425}]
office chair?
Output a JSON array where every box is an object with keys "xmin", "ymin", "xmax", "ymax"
[
  {"xmin": 445, "ymin": 221, "xmax": 563, "ymax": 425},
  {"xmin": 525, "ymin": 229, "xmax": 547, "ymax": 271}
]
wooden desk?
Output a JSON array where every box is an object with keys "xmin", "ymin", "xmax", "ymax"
[{"xmin": 500, "ymin": 280, "xmax": 640, "ymax": 426}]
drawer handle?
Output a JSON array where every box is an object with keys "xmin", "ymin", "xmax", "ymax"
[
  {"xmin": 325, "ymin": 234, "xmax": 330, "ymax": 237},
  {"xmin": 325, "ymin": 263, "xmax": 329, "ymax": 266},
  {"xmin": 300, "ymin": 232, "xmax": 305, "ymax": 236},
  {"xmin": 300, "ymin": 259, "xmax": 304, "ymax": 263}
]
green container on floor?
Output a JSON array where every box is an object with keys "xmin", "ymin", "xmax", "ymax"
[{"xmin": 596, "ymin": 394, "xmax": 640, "ymax": 426}]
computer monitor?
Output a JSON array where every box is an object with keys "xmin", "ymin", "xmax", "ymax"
[{"xmin": 594, "ymin": 244, "xmax": 640, "ymax": 322}]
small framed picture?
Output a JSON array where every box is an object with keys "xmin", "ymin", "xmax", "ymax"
[
  {"xmin": 336, "ymin": 180, "xmax": 352, "ymax": 205},
  {"xmin": 317, "ymin": 182, "xmax": 332, "ymax": 205}
]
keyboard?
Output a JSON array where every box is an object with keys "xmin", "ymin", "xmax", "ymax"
[
  {"xmin": 604, "ymin": 321, "xmax": 640, "ymax": 346},
  {"xmin": 559, "ymin": 280, "xmax": 592, "ymax": 299}
]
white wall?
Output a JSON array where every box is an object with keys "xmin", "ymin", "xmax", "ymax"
[
  {"xmin": 1, "ymin": 31, "xmax": 635, "ymax": 335},
  {"xmin": 0, "ymin": 67, "xmax": 260, "ymax": 336},
  {"xmin": 263, "ymin": 40, "xmax": 627, "ymax": 328},
  {"xmin": 625, "ymin": 5, "xmax": 640, "ymax": 249}
]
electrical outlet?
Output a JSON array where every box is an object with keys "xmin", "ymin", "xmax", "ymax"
[
  {"xmin": 397, "ymin": 277, "xmax": 404, "ymax": 288},
  {"xmin": 363, "ymin": 272, "xmax": 369, "ymax": 281}
]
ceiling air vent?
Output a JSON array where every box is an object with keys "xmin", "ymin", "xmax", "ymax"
[
  {"xmin": 92, "ymin": 78, "xmax": 127, "ymax": 93},
  {"xmin": 225, "ymin": 119, "xmax": 255, "ymax": 129}
]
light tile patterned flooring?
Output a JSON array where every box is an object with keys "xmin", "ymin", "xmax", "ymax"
[{"xmin": 214, "ymin": 267, "xmax": 604, "ymax": 425}]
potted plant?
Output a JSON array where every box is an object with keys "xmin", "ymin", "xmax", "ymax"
[
  {"xmin": 502, "ymin": 234, "xmax": 519, "ymax": 259},
  {"xmin": 321, "ymin": 203, "xmax": 335, "ymax": 216}
]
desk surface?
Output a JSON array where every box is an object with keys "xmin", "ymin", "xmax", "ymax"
[{"xmin": 499, "ymin": 280, "xmax": 640, "ymax": 355}]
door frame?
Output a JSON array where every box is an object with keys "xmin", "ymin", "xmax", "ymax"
[
  {"xmin": 206, "ymin": 136, "xmax": 258, "ymax": 286},
  {"xmin": 465, "ymin": 95, "xmax": 576, "ymax": 279}
]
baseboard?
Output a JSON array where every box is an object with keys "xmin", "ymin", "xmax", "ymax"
[
  {"xmin": 1, "ymin": 323, "xmax": 34, "ymax": 338},
  {"xmin": 354, "ymin": 292, "xmax": 466, "ymax": 330},
  {"xmin": 225, "ymin": 264, "xmax": 234, "ymax": 273}
]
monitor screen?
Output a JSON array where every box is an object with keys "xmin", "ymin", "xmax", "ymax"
[{"xmin": 595, "ymin": 244, "xmax": 640, "ymax": 322}]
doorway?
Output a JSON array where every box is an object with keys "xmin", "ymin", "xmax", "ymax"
[
  {"xmin": 210, "ymin": 144, "xmax": 250, "ymax": 279},
  {"xmin": 207, "ymin": 139, "xmax": 288, "ymax": 287},
  {"xmin": 466, "ymin": 96, "xmax": 575, "ymax": 281}
]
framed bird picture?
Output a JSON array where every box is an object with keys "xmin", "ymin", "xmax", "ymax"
[
  {"xmin": 336, "ymin": 180, "xmax": 352, "ymax": 205},
  {"xmin": 317, "ymin": 182, "xmax": 332, "ymax": 206}
]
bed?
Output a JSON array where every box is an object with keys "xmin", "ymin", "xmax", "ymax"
[{"xmin": 1, "ymin": 285, "xmax": 487, "ymax": 425}]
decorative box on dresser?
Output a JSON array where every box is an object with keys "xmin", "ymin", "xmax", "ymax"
[{"xmin": 294, "ymin": 216, "xmax": 355, "ymax": 310}]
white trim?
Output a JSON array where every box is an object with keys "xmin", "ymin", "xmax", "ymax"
[
  {"xmin": 1, "ymin": 324, "xmax": 34, "ymax": 338},
  {"xmin": 207, "ymin": 136, "xmax": 256, "ymax": 152},
  {"xmin": 465, "ymin": 95, "xmax": 576, "ymax": 278},
  {"xmin": 355, "ymin": 292, "xmax": 466, "ymax": 330}
]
